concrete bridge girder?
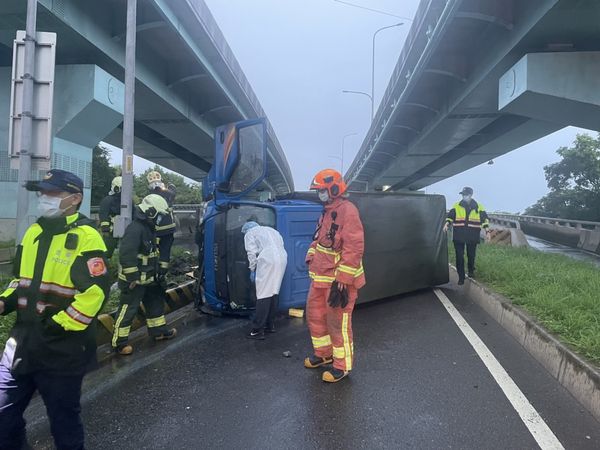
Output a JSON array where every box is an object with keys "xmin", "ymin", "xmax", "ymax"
[{"xmin": 499, "ymin": 52, "xmax": 600, "ymax": 132}]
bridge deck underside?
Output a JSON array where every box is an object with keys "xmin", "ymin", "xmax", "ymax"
[{"xmin": 348, "ymin": 0, "xmax": 600, "ymax": 191}]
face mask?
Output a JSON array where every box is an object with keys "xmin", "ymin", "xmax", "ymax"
[
  {"xmin": 38, "ymin": 194, "xmax": 72, "ymax": 218},
  {"xmin": 318, "ymin": 190, "xmax": 330, "ymax": 203},
  {"xmin": 462, "ymin": 195, "xmax": 472, "ymax": 203}
]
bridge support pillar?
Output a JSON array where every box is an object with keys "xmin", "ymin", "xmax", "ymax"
[
  {"xmin": 498, "ymin": 52, "xmax": 600, "ymax": 131},
  {"xmin": 0, "ymin": 64, "xmax": 124, "ymax": 240}
]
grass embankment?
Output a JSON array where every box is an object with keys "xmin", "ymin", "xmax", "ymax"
[{"xmin": 451, "ymin": 243, "xmax": 600, "ymax": 364}]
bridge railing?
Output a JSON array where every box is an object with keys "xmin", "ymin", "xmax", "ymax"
[{"xmin": 489, "ymin": 213, "xmax": 600, "ymax": 231}]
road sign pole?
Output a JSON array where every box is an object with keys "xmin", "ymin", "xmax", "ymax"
[
  {"xmin": 15, "ymin": 0, "xmax": 38, "ymax": 242},
  {"xmin": 116, "ymin": 0, "xmax": 137, "ymax": 238}
]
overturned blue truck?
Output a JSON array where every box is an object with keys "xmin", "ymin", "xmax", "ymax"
[{"xmin": 198, "ymin": 119, "xmax": 449, "ymax": 314}]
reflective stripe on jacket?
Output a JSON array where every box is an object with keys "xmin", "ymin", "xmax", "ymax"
[
  {"xmin": 306, "ymin": 198, "xmax": 366, "ymax": 289},
  {"xmin": 446, "ymin": 200, "xmax": 489, "ymax": 243},
  {"xmin": 0, "ymin": 213, "xmax": 110, "ymax": 375}
]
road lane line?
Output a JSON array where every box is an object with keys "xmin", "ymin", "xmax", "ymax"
[{"xmin": 433, "ymin": 288, "xmax": 564, "ymax": 450}]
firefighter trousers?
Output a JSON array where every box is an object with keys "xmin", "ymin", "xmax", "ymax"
[
  {"xmin": 112, "ymin": 282, "xmax": 169, "ymax": 348},
  {"xmin": 306, "ymin": 283, "xmax": 357, "ymax": 371}
]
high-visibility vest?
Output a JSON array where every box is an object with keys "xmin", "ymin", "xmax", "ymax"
[
  {"xmin": 450, "ymin": 202, "xmax": 489, "ymax": 230},
  {"xmin": 0, "ymin": 212, "xmax": 110, "ymax": 374}
]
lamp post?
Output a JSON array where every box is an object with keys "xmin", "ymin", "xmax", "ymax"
[
  {"xmin": 341, "ymin": 132, "xmax": 358, "ymax": 174},
  {"xmin": 371, "ymin": 23, "xmax": 403, "ymax": 120},
  {"xmin": 342, "ymin": 90, "xmax": 373, "ymax": 121},
  {"xmin": 328, "ymin": 155, "xmax": 342, "ymax": 173}
]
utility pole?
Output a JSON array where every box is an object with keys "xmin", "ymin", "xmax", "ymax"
[
  {"xmin": 15, "ymin": 0, "xmax": 38, "ymax": 242},
  {"xmin": 115, "ymin": 0, "xmax": 137, "ymax": 237}
]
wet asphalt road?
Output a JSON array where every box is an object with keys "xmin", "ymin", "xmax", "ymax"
[{"xmin": 27, "ymin": 286, "xmax": 600, "ymax": 449}]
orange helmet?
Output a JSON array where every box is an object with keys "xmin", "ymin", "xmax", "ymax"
[{"xmin": 309, "ymin": 169, "xmax": 347, "ymax": 198}]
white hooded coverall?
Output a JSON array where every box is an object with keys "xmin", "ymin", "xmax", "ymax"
[{"xmin": 244, "ymin": 225, "xmax": 288, "ymax": 299}]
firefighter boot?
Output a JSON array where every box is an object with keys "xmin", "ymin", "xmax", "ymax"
[
  {"xmin": 322, "ymin": 368, "xmax": 349, "ymax": 383},
  {"xmin": 304, "ymin": 355, "xmax": 333, "ymax": 369},
  {"xmin": 154, "ymin": 328, "xmax": 177, "ymax": 342},
  {"xmin": 116, "ymin": 344, "xmax": 133, "ymax": 356}
]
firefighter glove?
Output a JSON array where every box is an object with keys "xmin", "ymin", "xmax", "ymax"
[{"xmin": 328, "ymin": 281, "xmax": 348, "ymax": 308}]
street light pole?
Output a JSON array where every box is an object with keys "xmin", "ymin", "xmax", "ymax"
[
  {"xmin": 371, "ymin": 23, "xmax": 403, "ymax": 120},
  {"xmin": 116, "ymin": 0, "xmax": 137, "ymax": 238},
  {"xmin": 342, "ymin": 90, "xmax": 373, "ymax": 121},
  {"xmin": 341, "ymin": 132, "xmax": 358, "ymax": 174},
  {"xmin": 15, "ymin": 0, "xmax": 38, "ymax": 242}
]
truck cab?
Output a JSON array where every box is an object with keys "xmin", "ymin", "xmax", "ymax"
[{"xmin": 200, "ymin": 119, "xmax": 322, "ymax": 313}]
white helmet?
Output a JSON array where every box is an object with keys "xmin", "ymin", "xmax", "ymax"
[
  {"xmin": 110, "ymin": 176, "xmax": 122, "ymax": 195},
  {"xmin": 139, "ymin": 194, "xmax": 169, "ymax": 219}
]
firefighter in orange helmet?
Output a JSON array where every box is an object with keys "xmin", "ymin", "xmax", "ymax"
[{"xmin": 304, "ymin": 169, "xmax": 366, "ymax": 382}]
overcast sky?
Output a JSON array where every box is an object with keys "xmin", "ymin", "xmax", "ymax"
[{"xmin": 198, "ymin": 0, "xmax": 592, "ymax": 213}]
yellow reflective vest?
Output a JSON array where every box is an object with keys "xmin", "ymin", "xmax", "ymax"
[
  {"xmin": 0, "ymin": 213, "xmax": 110, "ymax": 375},
  {"xmin": 446, "ymin": 200, "xmax": 489, "ymax": 243}
]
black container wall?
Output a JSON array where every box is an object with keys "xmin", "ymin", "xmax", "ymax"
[{"xmin": 348, "ymin": 192, "xmax": 449, "ymax": 304}]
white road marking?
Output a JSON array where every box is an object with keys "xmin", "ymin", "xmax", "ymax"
[{"xmin": 433, "ymin": 288, "xmax": 564, "ymax": 450}]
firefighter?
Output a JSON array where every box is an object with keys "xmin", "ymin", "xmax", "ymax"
[
  {"xmin": 112, "ymin": 194, "xmax": 177, "ymax": 355},
  {"xmin": 242, "ymin": 221, "xmax": 288, "ymax": 339},
  {"xmin": 444, "ymin": 186, "xmax": 490, "ymax": 285},
  {"xmin": 0, "ymin": 169, "xmax": 110, "ymax": 450},
  {"xmin": 147, "ymin": 170, "xmax": 176, "ymax": 282},
  {"xmin": 304, "ymin": 169, "xmax": 366, "ymax": 383},
  {"xmin": 98, "ymin": 175, "xmax": 122, "ymax": 258}
]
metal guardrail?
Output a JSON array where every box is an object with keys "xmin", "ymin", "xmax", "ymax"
[
  {"xmin": 90, "ymin": 204, "xmax": 203, "ymax": 215},
  {"xmin": 489, "ymin": 214, "xmax": 600, "ymax": 231}
]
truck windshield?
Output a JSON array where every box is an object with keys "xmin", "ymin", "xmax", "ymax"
[
  {"xmin": 229, "ymin": 124, "xmax": 265, "ymax": 195},
  {"xmin": 225, "ymin": 204, "xmax": 276, "ymax": 309}
]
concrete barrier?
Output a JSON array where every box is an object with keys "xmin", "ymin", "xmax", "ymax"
[
  {"xmin": 449, "ymin": 267, "xmax": 600, "ymax": 422},
  {"xmin": 520, "ymin": 222, "xmax": 581, "ymax": 247},
  {"xmin": 578, "ymin": 229, "xmax": 600, "ymax": 253}
]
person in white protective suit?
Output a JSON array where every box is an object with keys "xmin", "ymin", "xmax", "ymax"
[{"xmin": 242, "ymin": 221, "xmax": 288, "ymax": 340}]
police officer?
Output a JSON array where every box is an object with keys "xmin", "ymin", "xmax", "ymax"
[
  {"xmin": 0, "ymin": 169, "xmax": 110, "ymax": 450},
  {"xmin": 444, "ymin": 187, "xmax": 490, "ymax": 285},
  {"xmin": 98, "ymin": 175, "xmax": 122, "ymax": 258},
  {"xmin": 111, "ymin": 194, "xmax": 177, "ymax": 355},
  {"xmin": 147, "ymin": 171, "xmax": 176, "ymax": 281}
]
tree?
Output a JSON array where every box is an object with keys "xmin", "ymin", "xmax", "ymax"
[
  {"xmin": 134, "ymin": 166, "xmax": 201, "ymax": 204},
  {"xmin": 91, "ymin": 145, "xmax": 117, "ymax": 206},
  {"xmin": 525, "ymin": 134, "xmax": 600, "ymax": 221}
]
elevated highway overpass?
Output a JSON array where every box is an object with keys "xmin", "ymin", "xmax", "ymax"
[
  {"xmin": 0, "ymin": 0, "xmax": 293, "ymax": 208},
  {"xmin": 346, "ymin": 0, "xmax": 600, "ymax": 192}
]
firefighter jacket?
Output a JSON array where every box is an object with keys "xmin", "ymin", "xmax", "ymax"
[
  {"xmin": 152, "ymin": 186, "xmax": 176, "ymax": 237},
  {"xmin": 305, "ymin": 197, "xmax": 366, "ymax": 289},
  {"xmin": 118, "ymin": 208, "xmax": 159, "ymax": 286},
  {"xmin": 446, "ymin": 199, "xmax": 489, "ymax": 243},
  {"xmin": 98, "ymin": 193, "xmax": 121, "ymax": 233},
  {"xmin": 0, "ymin": 213, "xmax": 110, "ymax": 375}
]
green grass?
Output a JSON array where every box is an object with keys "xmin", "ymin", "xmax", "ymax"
[{"xmin": 451, "ymin": 243, "xmax": 600, "ymax": 364}]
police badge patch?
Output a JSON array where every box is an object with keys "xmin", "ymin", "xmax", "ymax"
[{"xmin": 87, "ymin": 257, "xmax": 107, "ymax": 277}]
